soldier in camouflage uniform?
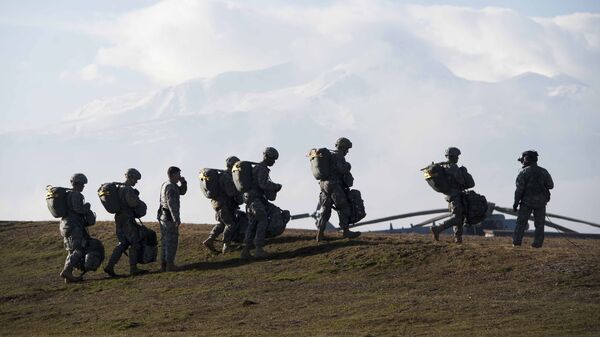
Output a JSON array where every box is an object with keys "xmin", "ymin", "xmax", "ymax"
[
  {"xmin": 241, "ymin": 147, "xmax": 282, "ymax": 260},
  {"xmin": 512, "ymin": 150, "xmax": 554, "ymax": 248},
  {"xmin": 104, "ymin": 168, "xmax": 148, "ymax": 277},
  {"xmin": 316, "ymin": 137, "xmax": 361, "ymax": 242},
  {"xmin": 158, "ymin": 166, "xmax": 187, "ymax": 272},
  {"xmin": 59, "ymin": 173, "xmax": 91, "ymax": 283},
  {"xmin": 203, "ymin": 156, "xmax": 243, "ymax": 254},
  {"xmin": 430, "ymin": 147, "xmax": 474, "ymax": 244}
]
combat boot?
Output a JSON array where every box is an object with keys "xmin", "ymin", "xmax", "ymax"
[
  {"xmin": 103, "ymin": 265, "xmax": 120, "ymax": 278},
  {"xmin": 160, "ymin": 261, "xmax": 167, "ymax": 272},
  {"xmin": 166, "ymin": 262, "xmax": 179, "ymax": 272},
  {"xmin": 531, "ymin": 242, "xmax": 543, "ymax": 248},
  {"xmin": 240, "ymin": 246, "xmax": 252, "ymax": 260},
  {"xmin": 130, "ymin": 265, "xmax": 149, "ymax": 276},
  {"xmin": 454, "ymin": 236, "xmax": 463, "ymax": 244},
  {"xmin": 430, "ymin": 226, "xmax": 440, "ymax": 241},
  {"xmin": 316, "ymin": 229, "xmax": 325, "ymax": 242},
  {"xmin": 60, "ymin": 265, "xmax": 82, "ymax": 283},
  {"xmin": 342, "ymin": 229, "xmax": 361, "ymax": 239},
  {"xmin": 222, "ymin": 243, "xmax": 234, "ymax": 254},
  {"xmin": 203, "ymin": 237, "xmax": 219, "ymax": 253},
  {"xmin": 254, "ymin": 246, "xmax": 269, "ymax": 259}
]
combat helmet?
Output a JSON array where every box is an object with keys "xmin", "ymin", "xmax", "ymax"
[
  {"xmin": 263, "ymin": 147, "xmax": 279, "ymax": 160},
  {"xmin": 70, "ymin": 173, "xmax": 88, "ymax": 185},
  {"xmin": 125, "ymin": 168, "xmax": 142, "ymax": 180},
  {"xmin": 335, "ymin": 137, "xmax": 353, "ymax": 150},
  {"xmin": 445, "ymin": 147, "xmax": 461, "ymax": 157}
]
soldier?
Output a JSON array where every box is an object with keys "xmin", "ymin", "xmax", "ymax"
[
  {"xmin": 59, "ymin": 173, "xmax": 91, "ymax": 283},
  {"xmin": 240, "ymin": 147, "xmax": 282, "ymax": 260},
  {"xmin": 104, "ymin": 168, "xmax": 148, "ymax": 277},
  {"xmin": 316, "ymin": 137, "xmax": 361, "ymax": 242},
  {"xmin": 203, "ymin": 156, "xmax": 243, "ymax": 254},
  {"xmin": 512, "ymin": 150, "xmax": 554, "ymax": 248},
  {"xmin": 158, "ymin": 166, "xmax": 187, "ymax": 271},
  {"xmin": 430, "ymin": 147, "xmax": 474, "ymax": 244}
]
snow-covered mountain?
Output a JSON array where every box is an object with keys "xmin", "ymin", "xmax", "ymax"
[{"xmin": 1, "ymin": 57, "xmax": 598, "ymax": 232}]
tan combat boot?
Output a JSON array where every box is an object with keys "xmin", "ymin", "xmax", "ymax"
[
  {"xmin": 342, "ymin": 229, "xmax": 361, "ymax": 239},
  {"xmin": 203, "ymin": 237, "xmax": 219, "ymax": 253},
  {"xmin": 222, "ymin": 243, "xmax": 234, "ymax": 254},
  {"xmin": 240, "ymin": 246, "xmax": 252, "ymax": 260},
  {"xmin": 60, "ymin": 265, "xmax": 82, "ymax": 283}
]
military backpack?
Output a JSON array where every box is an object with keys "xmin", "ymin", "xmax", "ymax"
[
  {"xmin": 137, "ymin": 224, "xmax": 158, "ymax": 264},
  {"xmin": 309, "ymin": 148, "xmax": 332, "ymax": 180},
  {"xmin": 45, "ymin": 185, "xmax": 71, "ymax": 218},
  {"xmin": 80, "ymin": 237, "xmax": 105, "ymax": 272},
  {"xmin": 232, "ymin": 161, "xmax": 255, "ymax": 193},
  {"xmin": 348, "ymin": 189, "xmax": 367, "ymax": 223},
  {"xmin": 462, "ymin": 191, "xmax": 488, "ymax": 225},
  {"xmin": 199, "ymin": 168, "xmax": 223, "ymax": 199},
  {"xmin": 97, "ymin": 182, "xmax": 124, "ymax": 214},
  {"xmin": 421, "ymin": 162, "xmax": 451, "ymax": 194}
]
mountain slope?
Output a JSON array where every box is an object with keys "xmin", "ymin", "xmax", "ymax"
[{"xmin": 1, "ymin": 221, "xmax": 598, "ymax": 336}]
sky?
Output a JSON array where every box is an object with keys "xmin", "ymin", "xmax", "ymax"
[{"xmin": 0, "ymin": 0, "xmax": 599, "ymax": 233}]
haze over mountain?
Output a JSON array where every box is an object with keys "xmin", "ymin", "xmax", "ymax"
[{"xmin": 1, "ymin": 1, "xmax": 598, "ymax": 232}]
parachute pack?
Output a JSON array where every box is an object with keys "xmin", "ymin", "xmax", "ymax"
[
  {"xmin": 348, "ymin": 189, "xmax": 367, "ymax": 223},
  {"xmin": 134, "ymin": 200, "xmax": 147, "ymax": 218},
  {"xmin": 309, "ymin": 148, "xmax": 332, "ymax": 180},
  {"xmin": 199, "ymin": 168, "xmax": 223, "ymax": 199},
  {"xmin": 266, "ymin": 203, "xmax": 291, "ymax": 238},
  {"xmin": 137, "ymin": 224, "xmax": 157, "ymax": 264},
  {"xmin": 97, "ymin": 182, "xmax": 123, "ymax": 214},
  {"xmin": 45, "ymin": 185, "xmax": 71, "ymax": 218},
  {"xmin": 421, "ymin": 163, "xmax": 451, "ymax": 194},
  {"xmin": 462, "ymin": 191, "xmax": 488, "ymax": 225},
  {"xmin": 232, "ymin": 161, "xmax": 255, "ymax": 193},
  {"xmin": 79, "ymin": 237, "xmax": 105, "ymax": 272}
]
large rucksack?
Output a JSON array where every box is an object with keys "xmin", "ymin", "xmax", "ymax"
[
  {"xmin": 461, "ymin": 167, "xmax": 475, "ymax": 189},
  {"xmin": 309, "ymin": 148, "xmax": 332, "ymax": 180},
  {"xmin": 421, "ymin": 163, "xmax": 451, "ymax": 194},
  {"xmin": 266, "ymin": 203, "xmax": 290, "ymax": 238},
  {"xmin": 232, "ymin": 161, "xmax": 255, "ymax": 193},
  {"xmin": 137, "ymin": 225, "xmax": 157, "ymax": 264},
  {"xmin": 80, "ymin": 237, "xmax": 105, "ymax": 272},
  {"xmin": 98, "ymin": 182, "xmax": 123, "ymax": 214},
  {"xmin": 348, "ymin": 189, "xmax": 366, "ymax": 223},
  {"xmin": 84, "ymin": 209, "xmax": 96, "ymax": 227},
  {"xmin": 199, "ymin": 168, "xmax": 223, "ymax": 199},
  {"xmin": 45, "ymin": 186, "xmax": 71, "ymax": 218},
  {"xmin": 133, "ymin": 200, "xmax": 147, "ymax": 218},
  {"xmin": 462, "ymin": 191, "xmax": 488, "ymax": 225}
]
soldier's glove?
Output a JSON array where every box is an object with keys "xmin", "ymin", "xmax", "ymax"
[{"xmin": 512, "ymin": 202, "xmax": 519, "ymax": 212}]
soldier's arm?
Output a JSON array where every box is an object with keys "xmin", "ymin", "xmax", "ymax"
[
  {"xmin": 257, "ymin": 166, "xmax": 280, "ymax": 191},
  {"xmin": 178, "ymin": 180, "xmax": 188, "ymax": 196},
  {"xmin": 514, "ymin": 171, "xmax": 526, "ymax": 204},
  {"xmin": 335, "ymin": 155, "xmax": 351, "ymax": 175},
  {"xmin": 71, "ymin": 192, "xmax": 90, "ymax": 215},
  {"xmin": 165, "ymin": 185, "xmax": 181, "ymax": 225}
]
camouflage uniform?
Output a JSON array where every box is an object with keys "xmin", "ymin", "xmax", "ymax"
[
  {"xmin": 159, "ymin": 180, "xmax": 187, "ymax": 265},
  {"xmin": 59, "ymin": 191, "xmax": 90, "ymax": 271},
  {"xmin": 317, "ymin": 151, "xmax": 353, "ymax": 231},
  {"xmin": 106, "ymin": 185, "xmax": 144, "ymax": 271},
  {"xmin": 244, "ymin": 163, "xmax": 280, "ymax": 249},
  {"xmin": 512, "ymin": 164, "xmax": 554, "ymax": 247},
  {"xmin": 207, "ymin": 171, "xmax": 242, "ymax": 245},
  {"xmin": 436, "ymin": 162, "xmax": 470, "ymax": 240}
]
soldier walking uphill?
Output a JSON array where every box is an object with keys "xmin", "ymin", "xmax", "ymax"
[
  {"xmin": 104, "ymin": 168, "xmax": 149, "ymax": 277},
  {"xmin": 158, "ymin": 166, "xmax": 187, "ymax": 272},
  {"xmin": 512, "ymin": 150, "xmax": 554, "ymax": 248},
  {"xmin": 430, "ymin": 147, "xmax": 475, "ymax": 244},
  {"xmin": 58, "ymin": 173, "xmax": 92, "ymax": 283},
  {"xmin": 316, "ymin": 137, "xmax": 361, "ymax": 242},
  {"xmin": 240, "ymin": 147, "xmax": 282, "ymax": 260},
  {"xmin": 203, "ymin": 156, "xmax": 243, "ymax": 254}
]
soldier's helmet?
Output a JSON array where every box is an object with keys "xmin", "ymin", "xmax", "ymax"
[
  {"xmin": 335, "ymin": 137, "xmax": 353, "ymax": 150},
  {"xmin": 263, "ymin": 147, "xmax": 279, "ymax": 160},
  {"xmin": 125, "ymin": 168, "xmax": 142, "ymax": 180},
  {"xmin": 70, "ymin": 173, "xmax": 88, "ymax": 185},
  {"xmin": 226, "ymin": 156, "xmax": 240, "ymax": 168},
  {"xmin": 445, "ymin": 147, "xmax": 461, "ymax": 157},
  {"xmin": 519, "ymin": 150, "xmax": 539, "ymax": 162}
]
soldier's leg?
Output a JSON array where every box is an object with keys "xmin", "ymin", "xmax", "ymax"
[
  {"xmin": 512, "ymin": 205, "xmax": 533, "ymax": 246},
  {"xmin": 317, "ymin": 191, "xmax": 333, "ymax": 231},
  {"xmin": 125, "ymin": 221, "xmax": 146, "ymax": 275},
  {"xmin": 329, "ymin": 184, "xmax": 360, "ymax": 238},
  {"xmin": 106, "ymin": 223, "xmax": 128, "ymax": 272},
  {"xmin": 220, "ymin": 206, "xmax": 237, "ymax": 253},
  {"xmin": 163, "ymin": 220, "xmax": 179, "ymax": 270},
  {"xmin": 242, "ymin": 204, "xmax": 256, "ymax": 259},
  {"xmin": 251, "ymin": 200, "xmax": 269, "ymax": 251},
  {"xmin": 532, "ymin": 206, "xmax": 546, "ymax": 247},
  {"xmin": 61, "ymin": 226, "xmax": 85, "ymax": 282},
  {"xmin": 160, "ymin": 220, "xmax": 168, "ymax": 264}
]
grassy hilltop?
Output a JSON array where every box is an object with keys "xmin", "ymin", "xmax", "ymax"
[{"xmin": 0, "ymin": 221, "xmax": 599, "ymax": 337}]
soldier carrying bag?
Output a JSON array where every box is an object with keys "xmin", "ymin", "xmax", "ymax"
[
  {"xmin": 46, "ymin": 185, "xmax": 71, "ymax": 218},
  {"xmin": 309, "ymin": 148, "xmax": 332, "ymax": 180}
]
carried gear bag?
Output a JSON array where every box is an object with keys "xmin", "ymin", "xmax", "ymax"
[
  {"xmin": 133, "ymin": 200, "xmax": 147, "ymax": 218},
  {"xmin": 266, "ymin": 203, "xmax": 290, "ymax": 238},
  {"xmin": 98, "ymin": 182, "xmax": 123, "ymax": 214},
  {"xmin": 137, "ymin": 224, "xmax": 158, "ymax": 264},
  {"xmin": 46, "ymin": 186, "xmax": 71, "ymax": 218},
  {"xmin": 199, "ymin": 168, "xmax": 222, "ymax": 199},
  {"xmin": 421, "ymin": 163, "xmax": 451, "ymax": 194},
  {"xmin": 309, "ymin": 148, "xmax": 332, "ymax": 180},
  {"xmin": 80, "ymin": 237, "xmax": 105, "ymax": 272},
  {"xmin": 461, "ymin": 167, "xmax": 475, "ymax": 189},
  {"xmin": 232, "ymin": 161, "xmax": 255, "ymax": 193},
  {"xmin": 462, "ymin": 191, "xmax": 488, "ymax": 225},
  {"xmin": 348, "ymin": 189, "xmax": 366, "ymax": 223},
  {"xmin": 84, "ymin": 209, "xmax": 96, "ymax": 226}
]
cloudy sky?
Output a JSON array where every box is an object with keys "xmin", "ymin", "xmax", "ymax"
[{"xmin": 1, "ymin": 0, "xmax": 599, "ymax": 233}]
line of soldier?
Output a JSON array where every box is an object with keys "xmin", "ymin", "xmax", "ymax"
[{"xmin": 54, "ymin": 138, "xmax": 553, "ymax": 283}]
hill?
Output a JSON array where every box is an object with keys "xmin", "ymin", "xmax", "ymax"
[{"xmin": 1, "ymin": 221, "xmax": 599, "ymax": 336}]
